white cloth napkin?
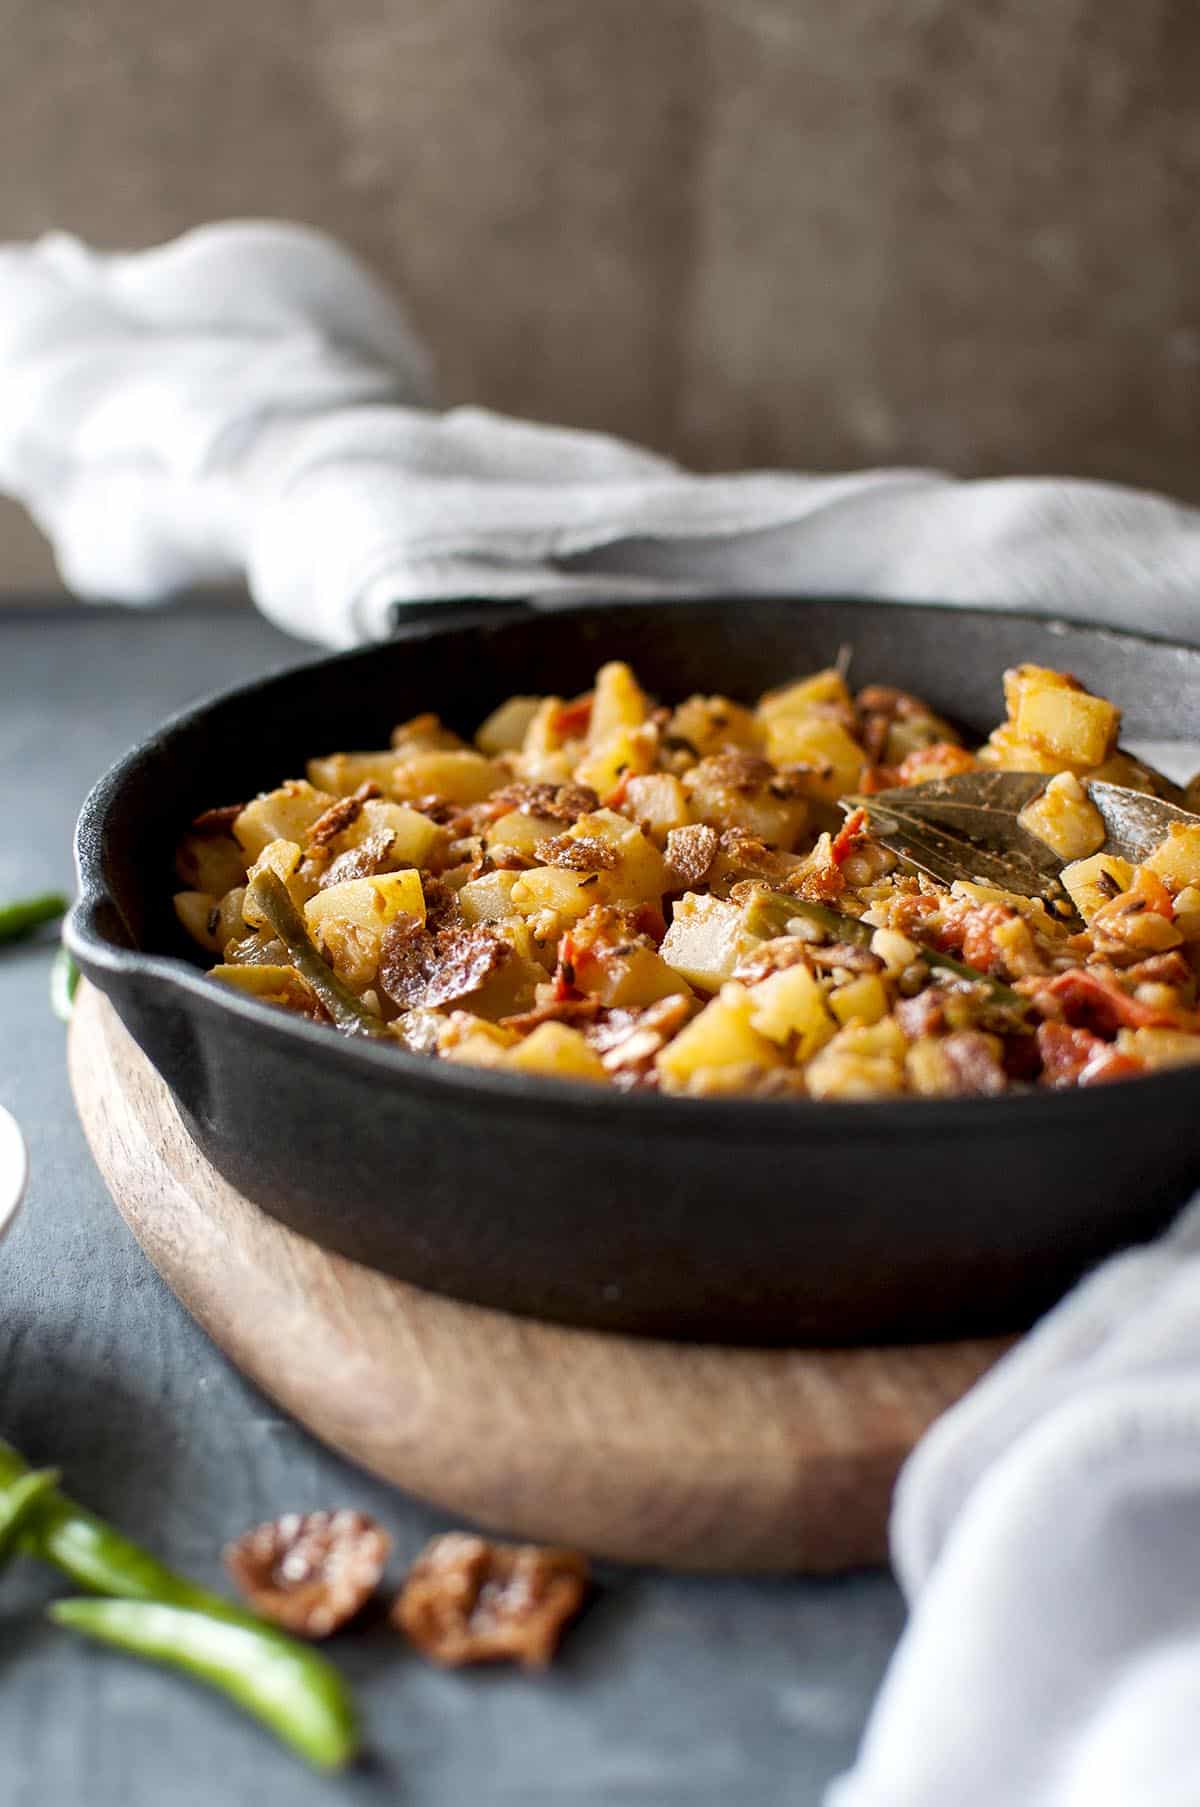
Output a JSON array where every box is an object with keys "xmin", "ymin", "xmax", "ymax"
[
  {"xmin": 4, "ymin": 222, "xmax": 1200, "ymax": 647},
  {"xmin": 3, "ymin": 220, "xmax": 1200, "ymax": 1805}
]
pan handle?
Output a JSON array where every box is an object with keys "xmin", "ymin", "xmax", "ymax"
[{"xmin": 386, "ymin": 597, "xmax": 538, "ymax": 639}]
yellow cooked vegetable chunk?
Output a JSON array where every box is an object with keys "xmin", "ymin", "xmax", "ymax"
[
  {"xmin": 574, "ymin": 727, "xmax": 656, "ymax": 799},
  {"xmin": 475, "ymin": 695, "xmax": 543, "ymax": 756},
  {"xmin": 668, "ymin": 695, "xmax": 762, "ymax": 756},
  {"xmin": 173, "ymin": 890, "xmax": 223, "ymax": 954},
  {"xmin": 241, "ymin": 839, "xmax": 310, "ymax": 928},
  {"xmin": 757, "ymin": 669, "xmax": 853, "ymax": 722},
  {"xmin": 305, "ymin": 752, "xmax": 402, "ymax": 796},
  {"xmin": 337, "ymin": 800, "xmax": 445, "ymax": 868},
  {"xmin": 1060, "ymin": 852, "xmax": 1135, "ymax": 923},
  {"xmin": 761, "ymin": 717, "xmax": 864, "ymax": 802},
  {"xmin": 1143, "ymin": 823, "xmax": 1200, "ymax": 894},
  {"xmin": 1017, "ymin": 773, "xmax": 1106, "ymax": 863},
  {"xmin": 622, "ymin": 773, "xmax": 691, "ymax": 842},
  {"xmin": 304, "ymin": 870, "xmax": 425, "ymax": 937},
  {"xmin": 746, "ymin": 963, "xmax": 836, "ymax": 1056},
  {"xmin": 234, "ymin": 781, "xmax": 335, "ymax": 861},
  {"xmin": 458, "ymin": 870, "xmax": 523, "ymax": 925},
  {"xmin": 175, "ymin": 831, "xmax": 247, "ymax": 898},
  {"xmin": 659, "ymin": 893, "xmax": 763, "ymax": 993},
  {"xmin": 805, "ymin": 1020, "xmax": 907, "ymax": 1099},
  {"xmin": 1013, "ymin": 680, "xmax": 1119, "ymax": 768},
  {"xmin": 209, "ymin": 963, "xmax": 320, "ymax": 1013},
  {"xmin": 389, "ymin": 751, "xmax": 501, "ymax": 806},
  {"xmin": 589, "ymin": 661, "xmax": 649, "ymax": 746},
  {"xmin": 505, "ymin": 1022, "xmax": 609, "ymax": 1083},
  {"xmin": 829, "ymin": 972, "xmax": 889, "ymax": 1027},
  {"xmin": 575, "ymin": 943, "xmax": 693, "ymax": 1009},
  {"xmin": 656, "ymin": 985, "xmax": 782, "ymax": 1090}
]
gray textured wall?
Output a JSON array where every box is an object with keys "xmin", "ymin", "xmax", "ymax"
[{"xmin": 3, "ymin": 0, "xmax": 1198, "ymax": 594}]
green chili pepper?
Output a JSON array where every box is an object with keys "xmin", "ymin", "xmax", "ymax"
[
  {"xmin": 244, "ymin": 871, "xmax": 388, "ymax": 1038},
  {"xmin": 0, "ymin": 1468, "xmax": 60, "ymax": 1573},
  {"xmin": 0, "ymin": 1440, "xmax": 359, "ymax": 1771},
  {"xmin": 50, "ymin": 1599, "xmax": 358, "ymax": 1773},
  {"xmin": 0, "ymin": 892, "xmax": 68, "ymax": 944},
  {"xmin": 756, "ymin": 892, "xmax": 1029, "ymax": 1014},
  {"xmin": 50, "ymin": 947, "xmax": 80, "ymax": 1022}
]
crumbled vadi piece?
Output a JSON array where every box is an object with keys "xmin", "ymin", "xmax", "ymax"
[
  {"xmin": 1143, "ymin": 823, "xmax": 1200, "ymax": 894},
  {"xmin": 234, "ymin": 781, "xmax": 336, "ymax": 861},
  {"xmin": 656, "ymin": 984, "xmax": 782, "ymax": 1090},
  {"xmin": 1017, "ymin": 773, "xmax": 1106, "ymax": 863},
  {"xmin": 503, "ymin": 1022, "xmax": 609, "ymax": 1084}
]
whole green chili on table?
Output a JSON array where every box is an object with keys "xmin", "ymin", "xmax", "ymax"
[
  {"xmin": 0, "ymin": 1468, "xmax": 60, "ymax": 1573},
  {"xmin": 0, "ymin": 892, "xmax": 68, "ymax": 944},
  {"xmin": 50, "ymin": 1599, "xmax": 359, "ymax": 1773},
  {"xmin": 0, "ymin": 1439, "xmax": 359, "ymax": 1771},
  {"xmin": 50, "ymin": 946, "xmax": 80, "ymax": 1022}
]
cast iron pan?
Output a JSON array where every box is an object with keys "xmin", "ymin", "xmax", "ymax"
[{"xmin": 67, "ymin": 598, "xmax": 1200, "ymax": 1346}]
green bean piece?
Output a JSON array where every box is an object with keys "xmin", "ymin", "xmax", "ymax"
[
  {"xmin": 50, "ymin": 1599, "xmax": 359, "ymax": 1773},
  {"xmin": 0, "ymin": 893, "xmax": 68, "ymax": 945},
  {"xmin": 760, "ymin": 893, "xmax": 1029, "ymax": 1013},
  {"xmin": 243, "ymin": 870, "xmax": 389, "ymax": 1037},
  {"xmin": 50, "ymin": 947, "xmax": 80, "ymax": 1022},
  {"xmin": 0, "ymin": 1469, "xmax": 60, "ymax": 1574}
]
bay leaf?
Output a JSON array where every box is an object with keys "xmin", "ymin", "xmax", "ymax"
[
  {"xmin": 1086, "ymin": 782, "xmax": 1200, "ymax": 865},
  {"xmin": 843, "ymin": 772, "xmax": 1064, "ymax": 899},
  {"xmin": 844, "ymin": 774, "xmax": 1200, "ymax": 913}
]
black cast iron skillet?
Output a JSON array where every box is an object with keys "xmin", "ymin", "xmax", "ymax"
[{"xmin": 67, "ymin": 598, "xmax": 1200, "ymax": 1346}]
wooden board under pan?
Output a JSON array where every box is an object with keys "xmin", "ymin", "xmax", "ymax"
[{"xmin": 69, "ymin": 983, "xmax": 1007, "ymax": 1572}]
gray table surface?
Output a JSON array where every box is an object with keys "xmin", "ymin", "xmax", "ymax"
[{"xmin": 0, "ymin": 602, "xmax": 904, "ymax": 1807}]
